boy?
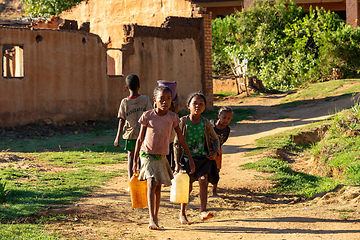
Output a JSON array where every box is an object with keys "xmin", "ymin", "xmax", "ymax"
[
  {"xmin": 114, "ymin": 74, "xmax": 152, "ymax": 180},
  {"xmin": 210, "ymin": 106, "xmax": 233, "ymax": 196}
]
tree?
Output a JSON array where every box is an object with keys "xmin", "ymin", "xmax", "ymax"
[
  {"xmin": 22, "ymin": 0, "xmax": 82, "ymax": 17},
  {"xmin": 212, "ymin": 0, "xmax": 360, "ymax": 90}
]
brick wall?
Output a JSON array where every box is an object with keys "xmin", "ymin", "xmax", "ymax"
[
  {"xmin": 193, "ymin": 7, "xmax": 213, "ymax": 109},
  {"xmin": 346, "ymin": 0, "xmax": 359, "ymax": 28},
  {"xmin": 203, "ymin": 12, "xmax": 214, "ymax": 109}
]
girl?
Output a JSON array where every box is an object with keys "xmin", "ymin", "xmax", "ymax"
[
  {"xmin": 133, "ymin": 86, "xmax": 195, "ymax": 230},
  {"xmin": 174, "ymin": 93, "xmax": 220, "ymax": 224},
  {"xmin": 210, "ymin": 106, "xmax": 233, "ymax": 196}
]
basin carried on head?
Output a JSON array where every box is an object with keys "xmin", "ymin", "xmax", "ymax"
[{"xmin": 157, "ymin": 80, "xmax": 178, "ymax": 101}]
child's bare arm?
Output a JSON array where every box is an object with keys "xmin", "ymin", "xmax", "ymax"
[
  {"xmin": 133, "ymin": 124, "xmax": 147, "ymax": 174},
  {"xmin": 207, "ymin": 122, "xmax": 220, "ymax": 160},
  {"xmin": 174, "ymin": 125, "xmax": 195, "ymax": 174},
  {"xmin": 114, "ymin": 118, "xmax": 125, "ymax": 147}
]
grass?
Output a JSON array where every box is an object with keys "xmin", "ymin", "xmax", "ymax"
[
  {"xmin": 0, "ymin": 224, "xmax": 62, "ymax": 239},
  {"xmin": 242, "ymin": 157, "xmax": 341, "ymax": 198},
  {"xmin": 277, "ymin": 79, "xmax": 360, "ymax": 108},
  {"xmin": 0, "ymin": 120, "xmax": 127, "ymax": 238},
  {"xmin": 214, "ymin": 91, "xmax": 237, "ymax": 98},
  {"xmin": 28, "ymin": 151, "xmax": 125, "ymax": 167},
  {"xmin": 0, "ymin": 166, "xmax": 123, "ymax": 221},
  {"xmin": 243, "ymin": 100, "xmax": 360, "ymax": 198}
]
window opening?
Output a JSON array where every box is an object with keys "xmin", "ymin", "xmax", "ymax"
[
  {"xmin": 2, "ymin": 45, "xmax": 24, "ymax": 78},
  {"xmin": 106, "ymin": 48, "xmax": 123, "ymax": 76}
]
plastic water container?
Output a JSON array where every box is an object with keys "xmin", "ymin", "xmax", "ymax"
[
  {"xmin": 129, "ymin": 172, "xmax": 148, "ymax": 208},
  {"xmin": 170, "ymin": 170, "xmax": 190, "ymax": 203},
  {"xmin": 157, "ymin": 80, "xmax": 178, "ymax": 101}
]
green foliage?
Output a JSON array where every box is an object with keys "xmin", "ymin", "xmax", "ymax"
[
  {"xmin": 212, "ymin": 0, "xmax": 360, "ymax": 90},
  {"xmin": 22, "ymin": 0, "xmax": 82, "ymax": 17}
]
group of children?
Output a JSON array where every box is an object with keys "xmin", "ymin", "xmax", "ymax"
[{"xmin": 114, "ymin": 74, "xmax": 233, "ymax": 230}]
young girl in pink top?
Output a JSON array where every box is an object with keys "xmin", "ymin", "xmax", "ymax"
[{"xmin": 133, "ymin": 85, "xmax": 195, "ymax": 230}]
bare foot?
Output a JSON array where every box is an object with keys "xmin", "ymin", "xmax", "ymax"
[
  {"xmin": 148, "ymin": 219, "xmax": 159, "ymax": 230},
  {"xmin": 179, "ymin": 214, "xmax": 191, "ymax": 225},
  {"xmin": 200, "ymin": 211, "xmax": 213, "ymax": 221}
]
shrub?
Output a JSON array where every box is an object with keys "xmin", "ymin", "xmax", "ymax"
[
  {"xmin": 212, "ymin": 0, "xmax": 360, "ymax": 90},
  {"xmin": 22, "ymin": 0, "xmax": 82, "ymax": 17}
]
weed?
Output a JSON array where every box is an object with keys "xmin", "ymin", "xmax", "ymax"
[
  {"xmin": 338, "ymin": 212, "xmax": 355, "ymax": 220},
  {"xmin": 330, "ymin": 208, "xmax": 355, "ymax": 213},
  {"xmin": 0, "ymin": 179, "xmax": 9, "ymax": 203}
]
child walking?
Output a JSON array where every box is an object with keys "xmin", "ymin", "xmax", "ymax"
[
  {"xmin": 134, "ymin": 86, "xmax": 195, "ymax": 230},
  {"xmin": 114, "ymin": 74, "xmax": 152, "ymax": 180},
  {"xmin": 174, "ymin": 92, "xmax": 220, "ymax": 224},
  {"xmin": 210, "ymin": 106, "xmax": 233, "ymax": 196}
]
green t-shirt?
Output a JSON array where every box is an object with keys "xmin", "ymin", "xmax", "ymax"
[{"xmin": 185, "ymin": 118, "xmax": 207, "ymax": 157}]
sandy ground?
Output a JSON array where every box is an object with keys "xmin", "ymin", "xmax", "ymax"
[{"xmin": 32, "ymin": 91, "xmax": 360, "ymax": 240}]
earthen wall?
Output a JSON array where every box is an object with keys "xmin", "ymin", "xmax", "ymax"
[{"xmin": 0, "ymin": 27, "xmax": 123, "ymax": 127}]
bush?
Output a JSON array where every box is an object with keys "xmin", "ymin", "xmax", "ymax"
[
  {"xmin": 22, "ymin": 0, "xmax": 82, "ymax": 17},
  {"xmin": 212, "ymin": 0, "xmax": 360, "ymax": 90}
]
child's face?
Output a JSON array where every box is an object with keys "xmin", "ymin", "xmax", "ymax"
[
  {"xmin": 187, "ymin": 96, "xmax": 206, "ymax": 115},
  {"xmin": 218, "ymin": 112, "xmax": 232, "ymax": 126},
  {"xmin": 154, "ymin": 90, "xmax": 172, "ymax": 111}
]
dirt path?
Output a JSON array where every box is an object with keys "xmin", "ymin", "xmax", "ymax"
[{"xmin": 50, "ymin": 93, "xmax": 360, "ymax": 240}]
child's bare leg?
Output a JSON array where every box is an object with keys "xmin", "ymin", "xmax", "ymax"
[
  {"xmin": 127, "ymin": 150, "xmax": 135, "ymax": 179},
  {"xmin": 179, "ymin": 183, "xmax": 192, "ymax": 225},
  {"xmin": 212, "ymin": 183, "xmax": 218, "ymax": 196},
  {"xmin": 154, "ymin": 184, "xmax": 162, "ymax": 226},
  {"xmin": 199, "ymin": 174, "xmax": 213, "ymax": 221},
  {"xmin": 147, "ymin": 177, "xmax": 159, "ymax": 230}
]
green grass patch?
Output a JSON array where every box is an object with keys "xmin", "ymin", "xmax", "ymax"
[
  {"xmin": 242, "ymin": 157, "xmax": 341, "ymax": 198},
  {"xmin": 0, "ymin": 167, "xmax": 122, "ymax": 221},
  {"xmin": 28, "ymin": 151, "xmax": 126, "ymax": 167},
  {"xmin": 245, "ymin": 100, "xmax": 360, "ymax": 197},
  {"xmin": 0, "ymin": 224, "xmax": 61, "ymax": 239},
  {"xmin": 0, "ymin": 120, "xmax": 128, "ymax": 238},
  {"xmin": 214, "ymin": 92, "xmax": 237, "ymax": 98},
  {"xmin": 277, "ymin": 80, "xmax": 360, "ymax": 108}
]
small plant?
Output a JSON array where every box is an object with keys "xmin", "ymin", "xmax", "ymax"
[{"xmin": 0, "ymin": 179, "xmax": 10, "ymax": 203}]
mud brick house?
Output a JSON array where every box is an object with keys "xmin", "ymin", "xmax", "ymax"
[{"xmin": 0, "ymin": 0, "xmax": 213, "ymax": 127}]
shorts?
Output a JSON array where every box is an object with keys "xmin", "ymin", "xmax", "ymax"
[
  {"xmin": 124, "ymin": 139, "xmax": 136, "ymax": 151},
  {"xmin": 180, "ymin": 155, "xmax": 219, "ymax": 184}
]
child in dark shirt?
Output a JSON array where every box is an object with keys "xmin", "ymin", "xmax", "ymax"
[{"xmin": 210, "ymin": 106, "xmax": 233, "ymax": 196}]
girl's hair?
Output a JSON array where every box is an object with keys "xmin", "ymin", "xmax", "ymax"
[
  {"xmin": 153, "ymin": 85, "xmax": 172, "ymax": 98},
  {"xmin": 219, "ymin": 106, "xmax": 233, "ymax": 116},
  {"xmin": 187, "ymin": 92, "xmax": 207, "ymax": 105}
]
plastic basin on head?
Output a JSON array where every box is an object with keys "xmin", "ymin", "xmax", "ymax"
[{"xmin": 157, "ymin": 80, "xmax": 177, "ymax": 101}]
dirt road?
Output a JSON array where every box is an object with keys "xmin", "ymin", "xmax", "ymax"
[{"xmin": 48, "ymin": 92, "xmax": 360, "ymax": 240}]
